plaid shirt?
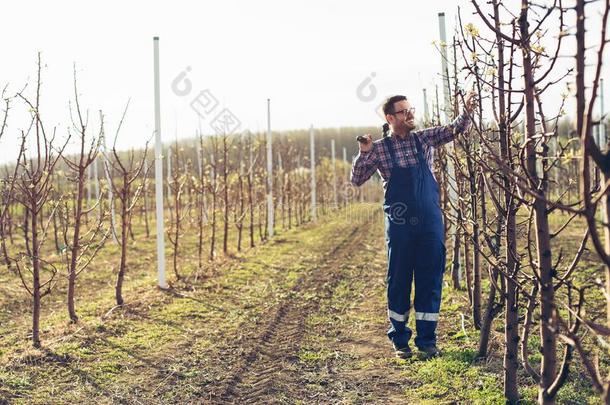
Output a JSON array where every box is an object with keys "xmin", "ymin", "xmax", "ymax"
[{"xmin": 350, "ymin": 113, "xmax": 471, "ymax": 189}]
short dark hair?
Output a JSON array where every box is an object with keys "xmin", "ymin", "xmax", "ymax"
[{"xmin": 382, "ymin": 95, "xmax": 407, "ymax": 116}]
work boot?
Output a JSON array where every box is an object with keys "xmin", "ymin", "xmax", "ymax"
[
  {"xmin": 418, "ymin": 345, "xmax": 441, "ymax": 359},
  {"xmin": 393, "ymin": 343, "xmax": 412, "ymax": 359}
]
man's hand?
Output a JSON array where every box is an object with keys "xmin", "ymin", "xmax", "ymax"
[
  {"xmin": 464, "ymin": 91, "xmax": 477, "ymax": 114},
  {"xmin": 357, "ymin": 134, "xmax": 373, "ymax": 152}
]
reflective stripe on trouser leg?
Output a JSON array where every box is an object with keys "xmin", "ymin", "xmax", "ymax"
[
  {"xmin": 385, "ymin": 215, "xmax": 414, "ymax": 347},
  {"xmin": 388, "ymin": 309, "xmax": 409, "ymax": 322},
  {"xmin": 413, "ymin": 239, "xmax": 446, "ymax": 349},
  {"xmin": 415, "ymin": 312, "xmax": 439, "ymax": 321}
]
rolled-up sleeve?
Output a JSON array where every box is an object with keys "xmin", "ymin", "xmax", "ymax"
[
  {"xmin": 419, "ymin": 112, "xmax": 471, "ymax": 147},
  {"xmin": 350, "ymin": 145, "xmax": 379, "ymax": 187}
]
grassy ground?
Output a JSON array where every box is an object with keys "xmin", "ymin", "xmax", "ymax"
[
  {"xmin": 0, "ymin": 203, "xmax": 604, "ymax": 404},
  {"xmin": 292, "ymin": 208, "xmax": 601, "ymax": 404}
]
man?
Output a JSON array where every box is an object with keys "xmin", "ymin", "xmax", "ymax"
[{"xmin": 351, "ymin": 92, "xmax": 476, "ymax": 359}]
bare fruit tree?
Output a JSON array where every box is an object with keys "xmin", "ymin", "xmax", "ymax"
[
  {"xmin": 59, "ymin": 68, "xmax": 109, "ymax": 323},
  {"xmin": 11, "ymin": 54, "xmax": 69, "ymax": 347},
  {"xmin": 102, "ymin": 104, "xmax": 149, "ymax": 306}
]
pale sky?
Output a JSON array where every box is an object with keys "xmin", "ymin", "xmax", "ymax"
[{"xmin": 0, "ymin": 0, "xmax": 608, "ymax": 164}]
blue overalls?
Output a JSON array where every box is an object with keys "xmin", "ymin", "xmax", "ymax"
[{"xmin": 383, "ymin": 134, "xmax": 446, "ymax": 350}]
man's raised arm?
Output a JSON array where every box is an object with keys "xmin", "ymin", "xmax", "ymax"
[
  {"xmin": 419, "ymin": 91, "xmax": 477, "ymax": 147},
  {"xmin": 350, "ymin": 134, "xmax": 379, "ymax": 187}
]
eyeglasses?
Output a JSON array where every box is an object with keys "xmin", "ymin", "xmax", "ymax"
[{"xmin": 392, "ymin": 108, "xmax": 416, "ymax": 117}]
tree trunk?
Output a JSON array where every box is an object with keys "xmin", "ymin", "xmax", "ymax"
[
  {"xmin": 31, "ymin": 206, "xmax": 41, "ymax": 348},
  {"xmin": 209, "ymin": 183, "xmax": 217, "ymax": 261},
  {"xmin": 116, "ymin": 186, "xmax": 129, "ymax": 306},
  {"xmin": 222, "ymin": 136, "xmax": 229, "ymax": 255},
  {"xmin": 143, "ymin": 178, "xmax": 150, "ymax": 238},
  {"xmin": 519, "ymin": 2, "xmax": 556, "ymax": 401},
  {"xmin": 67, "ymin": 164, "xmax": 86, "ymax": 323},
  {"xmin": 477, "ymin": 265, "xmax": 499, "ymax": 359}
]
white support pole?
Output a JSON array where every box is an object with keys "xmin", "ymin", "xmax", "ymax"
[
  {"xmin": 153, "ymin": 36, "xmax": 167, "ymax": 289},
  {"xmin": 167, "ymin": 146, "xmax": 172, "ymax": 200},
  {"xmin": 248, "ymin": 131, "xmax": 254, "ymax": 174},
  {"xmin": 103, "ymin": 158, "xmax": 118, "ymax": 245},
  {"xmin": 277, "ymin": 149, "xmax": 283, "ymax": 222},
  {"xmin": 239, "ymin": 133, "xmax": 245, "ymax": 177},
  {"xmin": 438, "ymin": 13, "xmax": 452, "ymax": 122},
  {"xmin": 100, "ymin": 111, "xmax": 118, "ymax": 244},
  {"xmin": 310, "ymin": 125, "xmax": 316, "ymax": 220},
  {"xmin": 86, "ymin": 163, "xmax": 92, "ymax": 207},
  {"xmin": 343, "ymin": 146, "xmax": 348, "ymax": 206},
  {"xmin": 423, "ymin": 88, "xmax": 430, "ymax": 123},
  {"xmin": 210, "ymin": 147, "xmax": 215, "ymax": 183},
  {"xmin": 93, "ymin": 156, "xmax": 100, "ymax": 201},
  {"xmin": 435, "ymin": 84, "xmax": 441, "ymax": 121},
  {"xmin": 331, "ymin": 139, "xmax": 338, "ymax": 209},
  {"xmin": 437, "ymin": 13, "xmax": 462, "ymax": 279},
  {"xmin": 266, "ymin": 98, "xmax": 274, "ymax": 238},
  {"xmin": 196, "ymin": 137, "xmax": 203, "ymax": 177},
  {"xmin": 438, "ymin": 13, "xmax": 459, "ymax": 211},
  {"xmin": 248, "ymin": 131, "xmax": 253, "ymax": 218}
]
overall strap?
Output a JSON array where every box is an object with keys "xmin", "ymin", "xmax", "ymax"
[
  {"xmin": 384, "ymin": 136, "xmax": 400, "ymax": 169},
  {"xmin": 412, "ymin": 135, "xmax": 426, "ymax": 166}
]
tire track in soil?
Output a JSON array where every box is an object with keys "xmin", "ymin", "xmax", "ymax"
[{"xmin": 213, "ymin": 213, "xmax": 377, "ymax": 404}]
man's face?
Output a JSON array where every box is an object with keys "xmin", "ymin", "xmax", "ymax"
[{"xmin": 386, "ymin": 99, "xmax": 416, "ymax": 133}]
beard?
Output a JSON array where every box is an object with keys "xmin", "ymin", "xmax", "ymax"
[
  {"xmin": 399, "ymin": 118, "xmax": 415, "ymax": 132},
  {"xmin": 392, "ymin": 118, "xmax": 416, "ymax": 136}
]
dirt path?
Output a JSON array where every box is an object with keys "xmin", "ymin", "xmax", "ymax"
[
  {"xmin": 214, "ymin": 218, "xmax": 378, "ymax": 403},
  {"xmin": 208, "ymin": 211, "xmax": 413, "ymax": 404}
]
